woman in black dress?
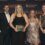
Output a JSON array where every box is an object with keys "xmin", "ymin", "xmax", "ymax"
[
  {"xmin": 40, "ymin": 4, "xmax": 45, "ymax": 45},
  {"xmin": 9, "ymin": 4, "xmax": 29, "ymax": 45}
]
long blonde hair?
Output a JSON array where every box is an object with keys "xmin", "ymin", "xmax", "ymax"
[{"xmin": 14, "ymin": 4, "xmax": 24, "ymax": 16}]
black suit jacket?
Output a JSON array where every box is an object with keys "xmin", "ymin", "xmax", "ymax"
[{"xmin": 0, "ymin": 13, "xmax": 10, "ymax": 33}]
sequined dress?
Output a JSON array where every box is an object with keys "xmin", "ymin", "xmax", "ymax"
[{"xmin": 27, "ymin": 20, "xmax": 40, "ymax": 44}]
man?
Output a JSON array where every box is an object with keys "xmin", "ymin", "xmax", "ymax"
[
  {"xmin": 40, "ymin": 4, "xmax": 45, "ymax": 45},
  {"xmin": 0, "ymin": 5, "xmax": 11, "ymax": 45}
]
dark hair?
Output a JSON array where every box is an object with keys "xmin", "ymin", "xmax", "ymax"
[
  {"xmin": 42, "ymin": 3, "xmax": 45, "ymax": 6},
  {"xmin": 41, "ymin": 3, "xmax": 45, "ymax": 14},
  {"xmin": 28, "ymin": 8, "xmax": 37, "ymax": 18},
  {"xmin": 4, "ymin": 4, "xmax": 9, "ymax": 8},
  {"xmin": 29, "ymin": 8, "xmax": 36, "ymax": 13}
]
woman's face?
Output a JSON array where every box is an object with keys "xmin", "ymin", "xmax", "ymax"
[
  {"xmin": 16, "ymin": 5, "xmax": 23, "ymax": 13},
  {"xmin": 30, "ymin": 10, "xmax": 35, "ymax": 17},
  {"xmin": 42, "ymin": 5, "xmax": 45, "ymax": 12}
]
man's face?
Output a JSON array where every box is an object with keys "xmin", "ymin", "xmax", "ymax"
[
  {"xmin": 42, "ymin": 5, "xmax": 45, "ymax": 12},
  {"xmin": 4, "ymin": 5, "xmax": 9, "ymax": 12}
]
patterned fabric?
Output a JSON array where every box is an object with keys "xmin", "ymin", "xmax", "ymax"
[
  {"xmin": 27, "ymin": 21, "xmax": 40, "ymax": 44},
  {"xmin": 16, "ymin": 25, "xmax": 24, "ymax": 32}
]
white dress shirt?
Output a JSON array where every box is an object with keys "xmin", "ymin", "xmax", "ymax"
[
  {"xmin": 0, "ymin": 12, "xmax": 10, "ymax": 33},
  {"xmin": 5, "ymin": 12, "xmax": 10, "ymax": 23}
]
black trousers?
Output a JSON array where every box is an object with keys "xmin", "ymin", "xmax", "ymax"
[
  {"xmin": 11, "ymin": 31, "xmax": 26, "ymax": 45},
  {"xmin": 3, "ymin": 29, "xmax": 12, "ymax": 45},
  {"xmin": 0, "ymin": 32, "xmax": 4, "ymax": 45}
]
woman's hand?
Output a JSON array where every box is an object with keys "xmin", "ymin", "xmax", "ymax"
[
  {"xmin": 22, "ymin": 28, "xmax": 26, "ymax": 32},
  {"xmin": 14, "ymin": 28, "xmax": 18, "ymax": 32},
  {"xmin": 43, "ymin": 29, "xmax": 45, "ymax": 34}
]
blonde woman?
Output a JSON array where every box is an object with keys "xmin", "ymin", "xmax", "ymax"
[
  {"xmin": 9, "ymin": 4, "xmax": 29, "ymax": 45},
  {"xmin": 27, "ymin": 9, "xmax": 45, "ymax": 45}
]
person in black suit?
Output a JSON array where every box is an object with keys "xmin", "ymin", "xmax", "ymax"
[{"xmin": 0, "ymin": 5, "xmax": 11, "ymax": 45}]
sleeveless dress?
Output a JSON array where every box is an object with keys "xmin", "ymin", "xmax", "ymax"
[
  {"xmin": 13, "ymin": 16, "xmax": 26, "ymax": 32},
  {"xmin": 12, "ymin": 16, "xmax": 26, "ymax": 45},
  {"xmin": 27, "ymin": 20, "xmax": 40, "ymax": 44}
]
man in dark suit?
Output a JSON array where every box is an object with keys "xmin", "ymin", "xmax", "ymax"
[{"xmin": 0, "ymin": 5, "xmax": 11, "ymax": 45}]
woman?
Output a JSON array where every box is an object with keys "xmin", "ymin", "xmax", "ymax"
[
  {"xmin": 9, "ymin": 4, "xmax": 29, "ymax": 45},
  {"xmin": 39, "ymin": 4, "xmax": 45, "ymax": 45},
  {"xmin": 27, "ymin": 9, "xmax": 45, "ymax": 45}
]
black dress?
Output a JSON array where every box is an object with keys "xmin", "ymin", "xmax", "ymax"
[
  {"xmin": 11, "ymin": 16, "xmax": 26, "ymax": 45},
  {"xmin": 40, "ymin": 15, "xmax": 45, "ymax": 45}
]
